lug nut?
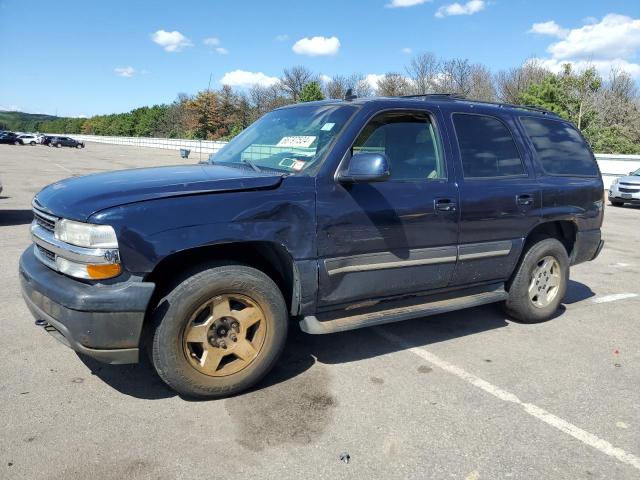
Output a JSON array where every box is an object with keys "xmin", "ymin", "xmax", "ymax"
[
  {"xmin": 230, "ymin": 333, "xmax": 237, "ymax": 342},
  {"xmin": 218, "ymin": 340, "xmax": 227, "ymax": 349},
  {"xmin": 231, "ymin": 322, "xmax": 240, "ymax": 331}
]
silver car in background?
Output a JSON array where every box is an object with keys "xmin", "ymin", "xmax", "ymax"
[{"xmin": 609, "ymin": 168, "xmax": 640, "ymax": 206}]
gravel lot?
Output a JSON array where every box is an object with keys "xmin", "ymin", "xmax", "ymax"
[{"xmin": 1, "ymin": 142, "xmax": 639, "ymax": 480}]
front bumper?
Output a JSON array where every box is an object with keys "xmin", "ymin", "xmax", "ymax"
[
  {"xmin": 19, "ymin": 246, "xmax": 155, "ymax": 364},
  {"xmin": 609, "ymin": 184, "xmax": 640, "ymax": 203}
]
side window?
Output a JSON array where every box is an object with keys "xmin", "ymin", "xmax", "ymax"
[
  {"xmin": 352, "ymin": 111, "xmax": 445, "ymax": 180},
  {"xmin": 520, "ymin": 117, "xmax": 598, "ymax": 176},
  {"xmin": 453, "ymin": 113, "xmax": 526, "ymax": 179}
]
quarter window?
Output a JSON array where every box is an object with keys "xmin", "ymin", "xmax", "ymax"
[
  {"xmin": 453, "ymin": 113, "xmax": 526, "ymax": 179},
  {"xmin": 520, "ymin": 117, "xmax": 599, "ymax": 176},
  {"xmin": 352, "ymin": 111, "xmax": 445, "ymax": 180}
]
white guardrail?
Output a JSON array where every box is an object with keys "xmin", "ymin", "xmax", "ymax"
[{"xmin": 59, "ymin": 134, "xmax": 640, "ymax": 189}]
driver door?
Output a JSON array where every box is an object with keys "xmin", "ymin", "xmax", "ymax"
[{"xmin": 316, "ymin": 109, "xmax": 459, "ymax": 308}]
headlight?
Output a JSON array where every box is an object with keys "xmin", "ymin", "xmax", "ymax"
[{"xmin": 55, "ymin": 219, "xmax": 118, "ymax": 248}]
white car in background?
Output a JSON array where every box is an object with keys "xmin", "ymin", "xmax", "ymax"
[
  {"xmin": 609, "ymin": 168, "xmax": 640, "ymax": 206},
  {"xmin": 17, "ymin": 134, "xmax": 38, "ymax": 145}
]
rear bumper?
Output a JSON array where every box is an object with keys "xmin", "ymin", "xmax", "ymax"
[
  {"xmin": 570, "ymin": 229, "xmax": 604, "ymax": 266},
  {"xmin": 19, "ymin": 246, "xmax": 155, "ymax": 364}
]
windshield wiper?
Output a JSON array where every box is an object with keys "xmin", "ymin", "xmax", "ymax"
[{"xmin": 242, "ymin": 158, "xmax": 262, "ymax": 173}]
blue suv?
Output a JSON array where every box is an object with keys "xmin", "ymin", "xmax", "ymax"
[{"xmin": 20, "ymin": 95, "xmax": 604, "ymax": 398}]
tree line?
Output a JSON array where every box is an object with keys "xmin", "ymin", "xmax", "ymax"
[{"xmin": 8, "ymin": 53, "xmax": 640, "ymax": 154}]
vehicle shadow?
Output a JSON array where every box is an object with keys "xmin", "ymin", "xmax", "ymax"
[
  {"xmin": 80, "ymin": 280, "xmax": 593, "ymax": 400},
  {"xmin": 0, "ymin": 209, "xmax": 33, "ymax": 226}
]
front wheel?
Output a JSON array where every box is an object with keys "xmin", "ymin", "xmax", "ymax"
[
  {"xmin": 14, "ymin": 140, "xmax": 20, "ymax": 145},
  {"xmin": 30, "ymin": 141, "xmax": 36, "ymax": 146},
  {"xmin": 503, "ymin": 237, "xmax": 569, "ymax": 323},
  {"xmin": 55, "ymin": 143, "xmax": 61, "ymax": 148},
  {"xmin": 150, "ymin": 264, "xmax": 288, "ymax": 398},
  {"xmin": 610, "ymin": 200, "xmax": 624, "ymax": 207}
]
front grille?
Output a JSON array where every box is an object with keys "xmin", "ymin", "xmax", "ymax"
[
  {"xmin": 36, "ymin": 244, "xmax": 55, "ymax": 262},
  {"xmin": 619, "ymin": 187, "xmax": 640, "ymax": 194},
  {"xmin": 32, "ymin": 203, "xmax": 58, "ymax": 233}
]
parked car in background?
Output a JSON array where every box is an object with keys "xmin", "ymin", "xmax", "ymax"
[
  {"xmin": 0, "ymin": 132, "xmax": 20, "ymax": 145},
  {"xmin": 17, "ymin": 134, "xmax": 38, "ymax": 145},
  {"xmin": 20, "ymin": 95, "xmax": 604, "ymax": 398},
  {"xmin": 50, "ymin": 136, "xmax": 84, "ymax": 148},
  {"xmin": 41, "ymin": 135, "xmax": 55, "ymax": 146},
  {"xmin": 609, "ymin": 168, "xmax": 640, "ymax": 206}
]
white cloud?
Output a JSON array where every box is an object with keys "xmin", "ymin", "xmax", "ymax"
[
  {"xmin": 151, "ymin": 30, "xmax": 193, "ymax": 52},
  {"xmin": 292, "ymin": 36, "xmax": 340, "ymax": 56},
  {"xmin": 275, "ymin": 34, "xmax": 289, "ymax": 41},
  {"xmin": 366, "ymin": 74, "xmax": 385, "ymax": 91},
  {"xmin": 220, "ymin": 70, "xmax": 279, "ymax": 88},
  {"xmin": 215, "ymin": 47, "xmax": 229, "ymax": 55},
  {"xmin": 547, "ymin": 14, "xmax": 640, "ymax": 61},
  {"xmin": 320, "ymin": 74, "xmax": 332, "ymax": 84},
  {"xmin": 386, "ymin": 0, "xmax": 431, "ymax": 8},
  {"xmin": 114, "ymin": 66, "xmax": 136, "ymax": 78},
  {"xmin": 401, "ymin": 47, "xmax": 413, "ymax": 54},
  {"xmin": 530, "ymin": 13, "xmax": 640, "ymax": 79},
  {"xmin": 436, "ymin": 0, "xmax": 485, "ymax": 18},
  {"xmin": 203, "ymin": 37, "xmax": 220, "ymax": 46},
  {"xmin": 529, "ymin": 21, "xmax": 568, "ymax": 39}
]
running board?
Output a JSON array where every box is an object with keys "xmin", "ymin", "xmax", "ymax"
[{"xmin": 299, "ymin": 284, "xmax": 508, "ymax": 334}]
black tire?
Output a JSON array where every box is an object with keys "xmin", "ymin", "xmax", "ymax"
[
  {"xmin": 55, "ymin": 143, "xmax": 61, "ymax": 148},
  {"xmin": 610, "ymin": 200, "xmax": 624, "ymax": 207},
  {"xmin": 14, "ymin": 140, "xmax": 20, "ymax": 145},
  {"xmin": 504, "ymin": 237, "xmax": 569, "ymax": 323},
  {"xmin": 30, "ymin": 141, "xmax": 36, "ymax": 146},
  {"xmin": 150, "ymin": 263, "xmax": 288, "ymax": 398}
]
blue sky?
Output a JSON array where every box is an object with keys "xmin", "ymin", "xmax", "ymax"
[{"xmin": 0, "ymin": 0, "xmax": 638, "ymax": 117}]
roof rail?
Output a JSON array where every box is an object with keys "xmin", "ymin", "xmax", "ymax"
[
  {"xmin": 397, "ymin": 94, "xmax": 560, "ymax": 117},
  {"xmin": 400, "ymin": 93, "xmax": 467, "ymax": 100}
]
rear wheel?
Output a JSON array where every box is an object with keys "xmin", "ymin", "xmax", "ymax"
[
  {"xmin": 56, "ymin": 143, "xmax": 61, "ymax": 148},
  {"xmin": 150, "ymin": 263, "xmax": 288, "ymax": 398},
  {"xmin": 29, "ymin": 141, "xmax": 36, "ymax": 146},
  {"xmin": 504, "ymin": 237, "xmax": 569, "ymax": 323},
  {"xmin": 14, "ymin": 140, "xmax": 20, "ymax": 145}
]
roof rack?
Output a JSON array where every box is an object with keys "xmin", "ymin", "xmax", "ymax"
[{"xmin": 400, "ymin": 93, "xmax": 467, "ymax": 100}]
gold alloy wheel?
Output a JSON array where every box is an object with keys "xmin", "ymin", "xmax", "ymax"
[
  {"xmin": 528, "ymin": 255, "xmax": 561, "ymax": 308},
  {"xmin": 182, "ymin": 294, "xmax": 266, "ymax": 377}
]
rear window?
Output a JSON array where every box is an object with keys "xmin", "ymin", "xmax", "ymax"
[
  {"xmin": 519, "ymin": 117, "xmax": 598, "ymax": 176},
  {"xmin": 453, "ymin": 113, "xmax": 526, "ymax": 179}
]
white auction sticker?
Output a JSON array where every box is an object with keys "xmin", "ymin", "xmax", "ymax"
[
  {"xmin": 277, "ymin": 136, "xmax": 317, "ymax": 148},
  {"xmin": 321, "ymin": 123, "xmax": 335, "ymax": 131},
  {"xmin": 292, "ymin": 160, "xmax": 306, "ymax": 171}
]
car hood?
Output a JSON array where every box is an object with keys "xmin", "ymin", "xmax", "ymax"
[
  {"xmin": 34, "ymin": 164, "xmax": 284, "ymax": 221},
  {"xmin": 618, "ymin": 175, "xmax": 640, "ymax": 185}
]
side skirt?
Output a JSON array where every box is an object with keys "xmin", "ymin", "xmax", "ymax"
[{"xmin": 299, "ymin": 283, "xmax": 508, "ymax": 334}]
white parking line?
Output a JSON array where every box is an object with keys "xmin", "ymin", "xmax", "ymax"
[
  {"xmin": 54, "ymin": 163, "xmax": 73, "ymax": 173},
  {"xmin": 592, "ymin": 293, "xmax": 638, "ymax": 304},
  {"xmin": 375, "ymin": 328, "xmax": 640, "ymax": 472}
]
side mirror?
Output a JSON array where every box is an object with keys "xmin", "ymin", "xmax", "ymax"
[{"xmin": 337, "ymin": 152, "xmax": 391, "ymax": 184}]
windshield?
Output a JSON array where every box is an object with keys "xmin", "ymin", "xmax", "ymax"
[
  {"xmin": 632, "ymin": 168, "xmax": 640, "ymax": 176},
  {"xmin": 211, "ymin": 104, "xmax": 357, "ymax": 173}
]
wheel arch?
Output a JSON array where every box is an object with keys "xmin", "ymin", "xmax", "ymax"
[
  {"xmin": 144, "ymin": 241, "xmax": 301, "ymax": 316},
  {"xmin": 524, "ymin": 220, "xmax": 577, "ymax": 257}
]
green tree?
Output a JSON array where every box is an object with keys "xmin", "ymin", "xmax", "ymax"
[{"xmin": 299, "ymin": 81, "xmax": 325, "ymax": 103}]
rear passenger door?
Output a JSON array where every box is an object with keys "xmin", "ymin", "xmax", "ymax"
[{"xmin": 446, "ymin": 111, "xmax": 541, "ymax": 286}]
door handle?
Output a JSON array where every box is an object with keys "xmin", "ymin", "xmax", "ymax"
[
  {"xmin": 435, "ymin": 198, "xmax": 457, "ymax": 212},
  {"xmin": 516, "ymin": 194, "xmax": 533, "ymax": 206}
]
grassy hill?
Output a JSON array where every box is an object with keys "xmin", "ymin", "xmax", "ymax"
[{"xmin": 0, "ymin": 111, "xmax": 63, "ymax": 132}]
